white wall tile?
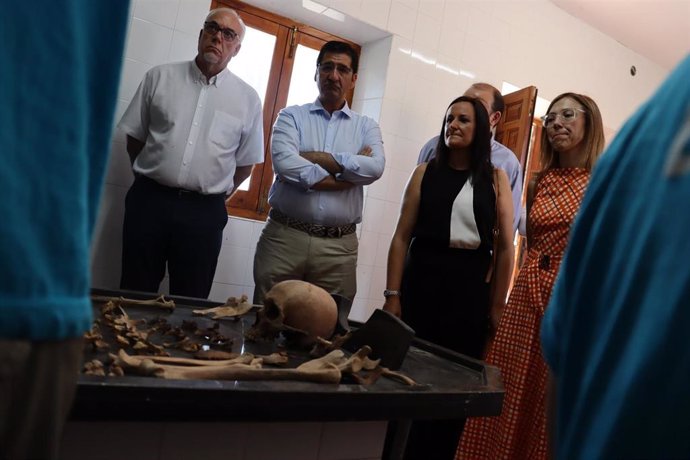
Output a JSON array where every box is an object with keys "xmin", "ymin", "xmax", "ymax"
[
  {"xmin": 366, "ymin": 163, "xmax": 390, "ymax": 200},
  {"xmin": 418, "ymin": 0, "xmax": 445, "ymax": 21},
  {"xmin": 388, "ymin": 1, "xmax": 417, "ymax": 39},
  {"xmin": 126, "ymin": 18, "xmax": 174, "ymax": 66},
  {"xmin": 214, "ymin": 245, "xmax": 250, "ymax": 285},
  {"xmin": 168, "ymin": 29, "xmax": 199, "ymax": 63},
  {"xmin": 134, "ymin": 0, "xmax": 180, "ymax": 29},
  {"xmin": 349, "ymin": 296, "xmax": 371, "ymax": 323},
  {"xmin": 355, "ymin": 97, "xmax": 383, "ymax": 120},
  {"xmin": 385, "ymin": 167, "xmax": 410, "ymax": 203},
  {"xmin": 323, "ymin": 0, "xmax": 362, "ymax": 18},
  {"xmin": 465, "ymin": 5, "xmax": 492, "ymax": 44},
  {"xmin": 361, "ymin": 197, "xmax": 386, "ymax": 232},
  {"xmin": 175, "ymin": 0, "xmax": 211, "ymax": 36},
  {"xmin": 397, "ymin": 0, "xmax": 419, "ymax": 11},
  {"xmin": 118, "ymin": 58, "xmax": 152, "ymax": 103},
  {"xmin": 366, "ymin": 264, "xmax": 386, "ymax": 300},
  {"xmin": 355, "ymin": 263, "xmax": 374, "ymax": 307},
  {"xmin": 413, "ymin": 11, "xmax": 441, "ymax": 51},
  {"xmin": 357, "ymin": 230, "xmax": 379, "ymax": 266},
  {"xmin": 224, "ymin": 216, "xmax": 258, "ymax": 248},
  {"xmin": 365, "ymin": 0, "xmax": 391, "ymax": 30},
  {"xmin": 373, "ymin": 232, "xmax": 391, "ymax": 269}
]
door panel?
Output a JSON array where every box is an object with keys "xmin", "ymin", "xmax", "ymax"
[{"xmin": 495, "ymin": 86, "xmax": 538, "ymax": 169}]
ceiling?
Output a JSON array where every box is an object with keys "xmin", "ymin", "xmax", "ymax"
[{"xmin": 550, "ymin": 0, "xmax": 690, "ymax": 70}]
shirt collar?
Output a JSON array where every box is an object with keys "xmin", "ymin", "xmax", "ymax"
[
  {"xmin": 190, "ymin": 60, "xmax": 229, "ymax": 87},
  {"xmin": 310, "ymin": 98, "xmax": 352, "ymax": 118}
]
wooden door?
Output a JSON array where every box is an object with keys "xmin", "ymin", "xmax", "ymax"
[
  {"xmin": 495, "ymin": 86, "xmax": 538, "ymax": 169},
  {"xmin": 495, "ymin": 86, "xmax": 538, "ymax": 292}
]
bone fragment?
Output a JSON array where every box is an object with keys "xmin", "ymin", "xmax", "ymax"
[
  {"xmin": 116, "ymin": 350, "xmax": 340, "ymax": 383},
  {"xmin": 92, "ymin": 294, "xmax": 175, "ymax": 311},
  {"xmin": 381, "ymin": 367, "xmax": 418, "ymax": 386},
  {"xmin": 192, "ymin": 295, "xmax": 256, "ymax": 319}
]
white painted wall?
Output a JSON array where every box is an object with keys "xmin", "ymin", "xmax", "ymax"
[{"xmin": 92, "ymin": 0, "xmax": 670, "ymax": 327}]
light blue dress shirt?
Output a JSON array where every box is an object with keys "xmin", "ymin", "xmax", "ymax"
[
  {"xmin": 269, "ymin": 99, "xmax": 385, "ymax": 226},
  {"xmin": 417, "ymin": 136, "xmax": 523, "ymax": 232}
]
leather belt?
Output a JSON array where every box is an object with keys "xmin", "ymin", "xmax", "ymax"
[
  {"xmin": 137, "ymin": 175, "xmax": 225, "ymax": 199},
  {"xmin": 269, "ymin": 209, "xmax": 356, "ymax": 238}
]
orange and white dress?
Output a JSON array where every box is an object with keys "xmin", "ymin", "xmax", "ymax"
[{"xmin": 457, "ymin": 168, "xmax": 591, "ymax": 460}]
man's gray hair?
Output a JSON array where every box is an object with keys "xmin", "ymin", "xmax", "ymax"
[{"xmin": 205, "ymin": 7, "xmax": 246, "ymax": 41}]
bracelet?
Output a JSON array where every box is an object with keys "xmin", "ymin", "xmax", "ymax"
[{"xmin": 383, "ymin": 289, "xmax": 401, "ymax": 298}]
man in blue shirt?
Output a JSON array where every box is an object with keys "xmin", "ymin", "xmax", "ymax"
[
  {"xmin": 542, "ymin": 55, "xmax": 690, "ymax": 459},
  {"xmin": 0, "ymin": 2, "xmax": 129, "ymax": 458},
  {"xmin": 418, "ymin": 83, "xmax": 523, "ymax": 233},
  {"xmin": 253, "ymin": 41, "xmax": 385, "ymax": 304}
]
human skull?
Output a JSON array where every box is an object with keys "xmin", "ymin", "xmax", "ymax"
[{"xmin": 246, "ymin": 280, "xmax": 338, "ymax": 347}]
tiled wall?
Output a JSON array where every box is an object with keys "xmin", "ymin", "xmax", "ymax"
[{"xmin": 92, "ymin": 0, "xmax": 671, "ymax": 325}]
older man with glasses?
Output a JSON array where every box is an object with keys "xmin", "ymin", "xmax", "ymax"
[
  {"xmin": 118, "ymin": 8, "xmax": 264, "ymax": 299},
  {"xmin": 253, "ymin": 40, "xmax": 385, "ymax": 307}
]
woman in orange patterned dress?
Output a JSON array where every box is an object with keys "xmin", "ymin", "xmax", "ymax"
[{"xmin": 457, "ymin": 93, "xmax": 605, "ymax": 460}]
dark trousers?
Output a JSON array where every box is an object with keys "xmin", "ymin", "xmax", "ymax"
[{"xmin": 120, "ymin": 176, "xmax": 228, "ymax": 299}]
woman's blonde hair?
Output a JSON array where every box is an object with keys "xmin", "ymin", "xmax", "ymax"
[{"xmin": 539, "ymin": 92, "xmax": 605, "ymax": 174}]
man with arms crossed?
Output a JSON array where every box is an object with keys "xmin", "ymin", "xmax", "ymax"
[{"xmin": 253, "ymin": 41, "xmax": 385, "ymax": 304}]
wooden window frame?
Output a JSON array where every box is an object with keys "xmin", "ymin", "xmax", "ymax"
[{"xmin": 213, "ymin": 0, "xmax": 360, "ymax": 221}]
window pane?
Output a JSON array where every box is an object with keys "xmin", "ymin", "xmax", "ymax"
[
  {"xmin": 286, "ymin": 45, "xmax": 320, "ymax": 107},
  {"xmin": 227, "ymin": 26, "xmax": 276, "ymax": 190}
]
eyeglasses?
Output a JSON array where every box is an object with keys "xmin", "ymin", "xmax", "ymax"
[
  {"xmin": 317, "ymin": 62, "xmax": 353, "ymax": 76},
  {"xmin": 541, "ymin": 108, "xmax": 586, "ymax": 128},
  {"xmin": 203, "ymin": 21, "xmax": 238, "ymax": 42}
]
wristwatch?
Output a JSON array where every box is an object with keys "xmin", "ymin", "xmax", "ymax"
[{"xmin": 383, "ymin": 289, "xmax": 401, "ymax": 298}]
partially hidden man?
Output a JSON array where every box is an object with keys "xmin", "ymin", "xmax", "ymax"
[
  {"xmin": 253, "ymin": 41, "xmax": 385, "ymax": 304},
  {"xmin": 118, "ymin": 8, "xmax": 264, "ymax": 299}
]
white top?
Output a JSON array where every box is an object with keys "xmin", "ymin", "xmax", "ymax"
[
  {"xmin": 449, "ymin": 178, "xmax": 481, "ymax": 249},
  {"xmin": 118, "ymin": 61, "xmax": 264, "ymax": 194}
]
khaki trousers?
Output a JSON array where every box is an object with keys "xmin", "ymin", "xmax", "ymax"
[
  {"xmin": 253, "ymin": 218, "xmax": 358, "ymax": 304},
  {"xmin": 0, "ymin": 338, "xmax": 83, "ymax": 460}
]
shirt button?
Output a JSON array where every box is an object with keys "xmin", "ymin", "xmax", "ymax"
[
  {"xmin": 194, "ymin": 122, "xmax": 199, "ymax": 126},
  {"xmin": 188, "ymin": 141, "xmax": 193, "ymax": 145}
]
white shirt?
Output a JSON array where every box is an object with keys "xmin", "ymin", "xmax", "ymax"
[{"xmin": 118, "ymin": 60, "xmax": 263, "ymax": 194}]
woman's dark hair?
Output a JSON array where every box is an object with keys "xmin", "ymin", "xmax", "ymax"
[{"xmin": 433, "ymin": 96, "xmax": 493, "ymax": 185}]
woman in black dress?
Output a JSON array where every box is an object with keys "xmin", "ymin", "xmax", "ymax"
[{"xmin": 383, "ymin": 96, "xmax": 514, "ymax": 459}]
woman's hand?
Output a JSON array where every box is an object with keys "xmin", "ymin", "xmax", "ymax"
[{"xmin": 382, "ymin": 296, "xmax": 402, "ymax": 318}]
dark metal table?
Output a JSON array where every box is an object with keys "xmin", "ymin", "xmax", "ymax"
[{"xmin": 74, "ymin": 289, "xmax": 504, "ymax": 459}]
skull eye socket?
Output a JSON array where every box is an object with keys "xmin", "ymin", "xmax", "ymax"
[{"xmin": 262, "ymin": 298, "xmax": 282, "ymax": 320}]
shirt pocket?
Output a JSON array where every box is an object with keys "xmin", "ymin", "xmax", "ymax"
[{"xmin": 209, "ymin": 110, "xmax": 243, "ymax": 152}]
